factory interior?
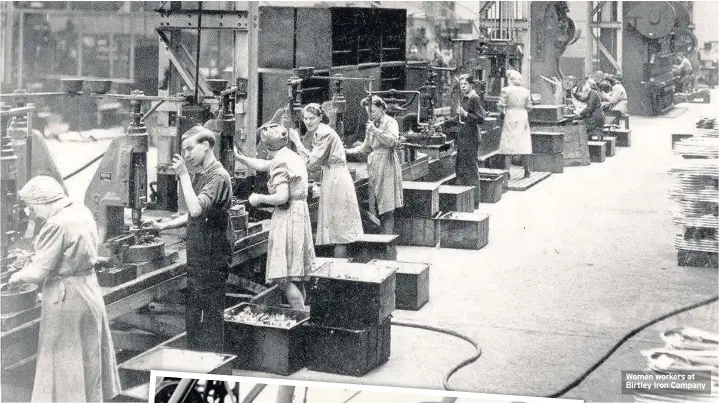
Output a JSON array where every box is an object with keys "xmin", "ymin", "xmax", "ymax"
[{"xmin": 1, "ymin": 1, "xmax": 718, "ymax": 403}]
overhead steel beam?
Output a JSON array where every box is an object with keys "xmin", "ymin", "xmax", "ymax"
[
  {"xmin": 157, "ymin": 29, "xmax": 211, "ymax": 96},
  {"xmin": 158, "ymin": 9, "xmax": 249, "ymax": 30}
]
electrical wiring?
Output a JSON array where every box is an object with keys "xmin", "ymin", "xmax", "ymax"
[
  {"xmin": 391, "ymin": 319, "xmax": 483, "ymax": 391},
  {"xmin": 391, "ymin": 296, "xmax": 717, "ymax": 398},
  {"xmin": 546, "ymin": 295, "xmax": 718, "ymax": 398},
  {"xmin": 62, "ymin": 152, "xmax": 105, "ymax": 181}
]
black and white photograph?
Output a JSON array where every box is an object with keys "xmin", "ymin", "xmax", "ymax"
[
  {"xmin": 0, "ymin": 1, "xmax": 717, "ymax": 402},
  {"xmin": 148, "ymin": 372, "xmax": 583, "ymax": 403}
]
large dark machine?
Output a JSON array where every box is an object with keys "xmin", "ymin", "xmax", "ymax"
[
  {"xmin": 623, "ymin": 1, "xmax": 697, "ymax": 116},
  {"xmin": 529, "ymin": 1, "xmax": 580, "ymax": 104},
  {"xmin": 0, "ymin": 91, "xmax": 67, "ymax": 279}
]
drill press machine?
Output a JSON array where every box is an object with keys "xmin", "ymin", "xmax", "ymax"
[
  {"xmin": 1, "ymin": 104, "xmax": 22, "ymax": 279},
  {"xmin": 84, "ymin": 91, "xmax": 186, "ymax": 281}
]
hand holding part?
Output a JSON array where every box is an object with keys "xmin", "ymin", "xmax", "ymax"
[
  {"xmin": 142, "ymin": 219, "xmax": 165, "ymax": 231},
  {"xmin": 172, "ymin": 154, "xmax": 188, "ymax": 176},
  {"xmin": 248, "ymin": 193, "xmax": 262, "ymax": 207},
  {"xmin": 457, "ymin": 106, "xmax": 467, "ymax": 117}
]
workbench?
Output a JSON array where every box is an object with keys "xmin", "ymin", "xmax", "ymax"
[
  {"xmin": 1, "ymin": 157, "xmax": 429, "ymax": 397},
  {"xmin": 529, "ymin": 119, "xmax": 591, "ymax": 167}
]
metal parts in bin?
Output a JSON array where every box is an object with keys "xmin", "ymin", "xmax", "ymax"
[{"xmin": 223, "ymin": 303, "xmax": 309, "ymax": 375}]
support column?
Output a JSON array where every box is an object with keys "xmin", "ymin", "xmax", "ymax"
[
  {"xmin": 17, "ymin": 11, "xmax": 24, "ymax": 88},
  {"xmin": 616, "ymin": 0, "xmax": 623, "ymax": 72},
  {"xmin": 234, "ymin": 1, "xmax": 258, "ymax": 172},
  {"xmin": 585, "ymin": 1, "xmax": 594, "ymax": 77}
]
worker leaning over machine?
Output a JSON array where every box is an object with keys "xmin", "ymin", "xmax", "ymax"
[
  {"xmin": 346, "ymin": 95, "xmax": 404, "ymax": 235},
  {"xmin": 235, "ymin": 124, "xmax": 316, "ymax": 310},
  {"xmin": 289, "ymin": 103, "xmax": 363, "ymax": 258},
  {"xmin": 8, "ymin": 175, "xmax": 122, "ymax": 402},
  {"xmin": 572, "ymin": 79, "xmax": 605, "ymax": 141},
  {"xmin": 146, "ymin": 125, "xmax": 233, "ymax": 353},
  {"xmin": 673, "ymin": 52, "xmax": 694, "ymax": 93}
]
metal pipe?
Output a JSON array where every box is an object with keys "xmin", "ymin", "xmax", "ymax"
[
  {"xmin": 141, "ymin": 100, "xmax": 165, "ymax": 122},
  {"xmin": 0, "ymin": 106, "xmax": 35, "ymax": 117},
  {"xmin": 0, "ymin": 92, "xmax": 69, "ymax": 98},
  {"xmin": 241, "ymin": 384, "xmax": 266, "ymax": 403},
  {"xmin": 167, "ymin": 378, "xmax": 196, "ymax": 403},
  {"xmin": 194, "ymin": 1, "xmax": 203, "ymax": 104}
]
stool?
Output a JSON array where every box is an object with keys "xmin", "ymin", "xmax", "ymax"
[
  {"xmin": 587, "ymin": 141, "xmax": 607, "ymax": 163},
  {"xmin": 602, "ymin": 136, "xmax": 617, "ymax": 157},
  {"xmin": 348, "ymin": 234, "xmax": 399, "ymax": 263}
]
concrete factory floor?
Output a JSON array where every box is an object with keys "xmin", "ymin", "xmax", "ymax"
[{"xmin": 35, "ymin": 89, "xmax": 718, "ymax": 403}]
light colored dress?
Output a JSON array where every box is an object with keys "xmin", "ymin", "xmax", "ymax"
[
  {"xmin": 498, "ymin": 85, "xmax": 533, "ymax": 155},
  {"xmin": 265, "ymin": 147, "xmax": 316, "ymax": 283},
  {"xmin": 608, "ymin": 83, "xmax": 628, "ymax": 114},
  {"xmin": 26, "ymin": 200, "xmax": 121, "ymax": 402},
  {"xmin": 348, "ymin": 114, "xmax": 403, "ymax": 216},
  {"xmin": 301, "ymin": 123, "xmax": 363, "ymax": 245}
]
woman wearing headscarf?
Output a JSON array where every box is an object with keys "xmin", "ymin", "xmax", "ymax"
[
  {"xmin": 235, "ymin": 125, "xmax": 316, "ymax": 309},
  {"xmin": 8, "ymin": 175, "xmax": 121, "ymax": 402},
  {"xmin": 573, "ymin": 79, "xmax": 605, "ymax": 140},
  {"xmin": 454, "ymin": 74, "xmax": 486, "ymax": 208},
  {"xmin": 497, "ymin": 70, "xmax": 533, "ymax": 179},
  {"xmin": 289, "ymin": 103, "xmax": 363, "ymax": 258},
  {"xmin": 346, "ymin": 95, "xmax": 403, "ymax": 235}
]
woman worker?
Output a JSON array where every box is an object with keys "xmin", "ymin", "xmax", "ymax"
[
  {"xmin": 346, "ymin": 95, "xmax": 403, "ymax": 235},
  {"xmin": 454, "ymin": 74, "xmax": 486, "ymax": 208},
  {"xmin": 497, "ymin": 70, "xmax": 533, "ymax": 179},
  {"xmin": 573, "ymin": 79, "xmax": 605, "ymax": 141},
  {"xmin": 235, "ymin": 124, "xmax": 316, "ymax": 310},
  {"xmin": 8, "ymin": 175, "xmax": 121, "ymax": 402},
  {"xmin": 289, "ymin": 103, "xmax": 363, "ymax": 258}
]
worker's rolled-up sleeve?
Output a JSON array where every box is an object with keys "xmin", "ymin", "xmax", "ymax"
[
  {"xmin": 27, "ymin": 221, "xmax": 64, "ymax": 276},
  {"xmin": 197, "ymin": 175, "xmax": 231, "ymax": 211}
]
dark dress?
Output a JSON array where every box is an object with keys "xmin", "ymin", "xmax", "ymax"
[
  {"xmin": 455, "ymin": 91, "xmax": 486, "ymax": 207},
  {"xmin": 575, "ymin": 89, "xmax": 605, "ymax": 138},
  {"xmin": 186, "ymin": 159, "xmax": 234, "ymax": 353}
]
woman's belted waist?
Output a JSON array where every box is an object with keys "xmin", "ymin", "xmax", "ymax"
[
  {"xmin": 52, "ymin": 268, "xmax": 95, "ymax": 279},
  {"xmin": 323, "ymin": 162, "xmax": 347, "ymax": 169},
  {"xmin": 370, "ymin": 148, "xmax": 395, "ymax": 155}
]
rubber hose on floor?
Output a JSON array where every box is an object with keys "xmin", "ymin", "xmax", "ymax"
[
  {"xmin": 547, "ymin": 295, "xmax": 719, "ymax": 398},
  {"xmin": 391, "ymin": 320, "xmax": 483, "ymax": 391},
  {"xmin": 62, "ymin": 152, "xmax": 105, "ymax": 181}
]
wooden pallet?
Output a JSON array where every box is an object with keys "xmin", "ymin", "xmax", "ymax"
[{"xmin": 505, "ymin": 171, "xmax": 552, "ymax": 191}]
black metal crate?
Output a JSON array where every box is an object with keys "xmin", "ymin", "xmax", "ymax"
[
  {"xmin": 303, "ymin": 316, "xmax": 391, "ymax": 376},
  {"xmin": 307, "ymin": 262, "xmax": 396, "ymax": 329},
  {"xmin": 368, "ymin": 260, "xmax": 430, "ymax": 311},
  {"xmin": 223, "ymin": 303, "xmax": 310, "ymax": 376}
]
